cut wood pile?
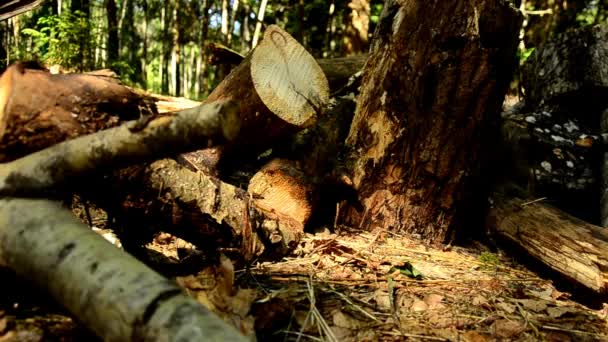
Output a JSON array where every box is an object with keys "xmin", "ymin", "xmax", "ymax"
[{"xmin": 1, "ymin": 14, "xmax": 608, "ymax": 342}]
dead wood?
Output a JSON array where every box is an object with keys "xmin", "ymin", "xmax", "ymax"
[
  {"xmin": 248, "ymin": 158, "xmax": 316, "ymax": 231},
  {"xmin": 339, "ymin": 0, "xmax": 522, "ymax": 244},
  {"xmin": 488, "ymin": 197, "xmax": 608, "ymax": 294},
  {"xmin": 182, "ymin": 25, "xmax": 329, "ymax": 174},
  {"xmin": 0, "ymin": 63, "xmax": 154, "ymax": 162},
  {"xmin": 0, "ymin": 0, "xmax": 44, "ymax": 20},
  {"xmin": 0, "ymin": 197, "xmax": 247, "ymax": 341},
  {"xmin": 107, "ymin": 158, "xmax": 304, "ymax": 259},
  {"xmin": 0, "ymin": 100, "xmax": 240, "ymax": 196}
]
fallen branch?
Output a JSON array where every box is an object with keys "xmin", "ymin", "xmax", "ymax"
[
  {"xmin": 488, "ymin": 197, "xmax": 608, "ymax": 293},
  {"xmin": 0, "ymin": 63, "xmax": 155, "ymax": 162},
  {"xmin": 0, "ymin": 100, "xmax": 240, "ymax": 196},
  {"xmin": 0, "ymin": 198, "xmax": 247, "ymax": 341}
]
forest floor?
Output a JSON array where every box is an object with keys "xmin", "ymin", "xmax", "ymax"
[{"xmin": 1, "ymin": 201, "xmax": 608, "ymax": 341}]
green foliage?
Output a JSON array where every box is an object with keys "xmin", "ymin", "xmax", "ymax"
[
  {"xmin": 478, "ymin": 252, "xmax": 501, "ymax": 267},
  {"xmin": 21, "ymin": 11, "xmax": 93, "ymax": 69},
  {"xmin": 517, "ymin": 46, "xmax": 536, "ymax": 65},
  {"xmin": 370, "ymin": 3, "xmax": 384, "ymax": 24},
  {"xmin": 390, "ymin": 261, "xmax": 423, "ymax": 280}
]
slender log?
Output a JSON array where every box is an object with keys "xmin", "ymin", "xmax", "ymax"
[
  {"xmin": 0, "ymin": 100, "xmax": 240, "ymax": 196},
  {"xmin": 0, "ymin": 63, "xmax": 155, "ymax": 162},
  {"xmin": 0, "ymin": 198, "xmax": 247, "ymax": 341},
  {"xmin": 0, "ymin": 0, "xmax": 44, "ymax": 20},
  {"xmin": 488, "ymin": 197, "xmax": 608, "ymax": 294}
]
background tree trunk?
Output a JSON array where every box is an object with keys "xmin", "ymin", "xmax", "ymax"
[
  {"xmin": 339, "ymin": 0, "xmax": 522, "ymax": 244},
  {"xmin": 251, "ymin": 0, "xmax": 268, "ymax": 48},
  {"xmin": 105, "ymin": 0, "xmax": 118, "ymax": 67},
  {"xmin": 342, "ymin": 0, "xmax": 370, "ymax": 55},
  {"xmin": 171, "ymin": 0, "xmax": 181, "ymax": 96}
]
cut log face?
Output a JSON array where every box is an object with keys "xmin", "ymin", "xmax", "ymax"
[
  {"xmin": 184, "ymin": 25, "xmax": 329, "ymax": 172},
  {"xmin": 339, "ymin": 1, "xmax": 522, "ymax": 243},
  {"xmin": 251, "ymin": 26, "xmax": 329, "ymax": 128},
  {"xmin": 248, "ymin": 158, "xmax": 316, "ymax": 230},
  {"xmin": 0, "ymin": 64, "xmax": 154, "ymax": 162}
]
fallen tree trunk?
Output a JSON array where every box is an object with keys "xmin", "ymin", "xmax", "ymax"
[
  {"xmin": 0, "ymin": 63, "xmax": 155, "ymax": 162},
  {"xmin": 182, "ymin": 25, "xmax": 329, "ymax": 173},
  {"xmin": 108, "ymin": 158, "xmax": 304, "ymax": 259},
  {"xmin": 0, "ymin": 100, "xmax": 240, "ymax": 196},
  {"xmin": 0, "ymin": 198, "xmax": 248, "ymax": 341},
  {"xmin": 488, "ymin": 197, "xmax": 608, "ymax": 294}
]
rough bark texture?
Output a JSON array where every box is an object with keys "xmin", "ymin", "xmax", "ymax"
[
  {"xmin": 0, "ymin": 198, "xmax": 247, "ymax": 341},
  {"xmin": 488, "ymin": 197, "xmax": 608, "ymax": 294},
  {"xmin": 342, "ymin": 0, "xmax": 370, "ymax": 55},
  {"xmin": 522, "ymin": 25, "xmax": 608, "ymax": 110},
  {"xmin": 0, "ymin": 101, "xmax": 240, "ymax": 196},
  {"xmin": 106, "ymin": 158, "xmax": 303, "ymax": 259},
  {"xmin": 340, "ymin": 0, "xmax": 522, "ymax": 244},
  {"xmin": 0, "ymin": 63, "xmax": 154, "ymax": 162}
]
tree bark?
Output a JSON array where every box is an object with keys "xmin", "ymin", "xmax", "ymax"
[
  {"xmin": 488, "ymin": 197, "xmax": 608, "ymax": 294},
  {"xmin": 0, "ymin": 64, "xmax": 154, "ymax": 162},
  {"xmin": 105, "ymin": 0, "xmax": 119, "ymax": 66},
  {"xmin": 251, "ymin": 0, "xmax": 268, "ymax": 48},
  {"xmin": 171, "ymin": 0, "xmax": 181, "ymax": 97},
  {"xmin": 339, "ymin": 0, "xmax": 522, "ymax": 244},
  {"xmin": 0, "ymin": 100, "xmax": 240, "ymax": 196},
  {"xmin": 0, "ymin": 198, "xmax": 247, "ymax": 342},
  {"xmin": 342, "ymin": 0, "xmax": 370, "ymax": 55}
]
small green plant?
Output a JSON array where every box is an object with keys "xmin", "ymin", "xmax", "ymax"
[
  {"xmin": 517, "ymin": 46, "xmax": 536, "ymax": 65},
  {"xmin": 479, "ymin": 252, "xmax": 501, "ymax": 267}
]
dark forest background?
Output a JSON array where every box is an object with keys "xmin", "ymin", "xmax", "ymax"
[{"xmin": 0, "ymin": 0, "xmax": 606, "ymax": 100}]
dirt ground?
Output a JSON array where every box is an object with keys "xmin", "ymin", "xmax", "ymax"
[{"xmin": 1, "ymin": 202, "xmax": 607, "ymax": 341}]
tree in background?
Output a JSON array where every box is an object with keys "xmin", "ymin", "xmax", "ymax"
[{"xmin": 1, "ymin": 0, "xmax": 605, "ymax": 99}]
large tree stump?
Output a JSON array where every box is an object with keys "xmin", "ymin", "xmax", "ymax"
[
  {"xmin": 339, "ymin": 0, "xmax": 522, "ymax": 244},
  {"xmin": 0, "ymin": 63, "xmax": 154, "ymax": 162},
  {"xmin": 181, "ymin": 25, "xmax": 329, "ymax": 173},
  {"xmin": 488, "ymin": 197, "xmax": 608, "ymax": 294}
]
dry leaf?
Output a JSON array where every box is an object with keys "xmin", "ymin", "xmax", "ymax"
[
  {"xmin": 462, "ymin": 331, "xmax": 488, "ymax": 342},
  {"xmin": 517, "ymin": 299, "xmax": 548, "ymax": 313},
  {"xmin": 374, "ymin": 290, "xmax": 392, "ymax": 312},
  {"xmin": 496, "ymin": 302, "xmax": 516, "ymax": 314},
  {"xmin": 424, "ymin": 293, "xmax": 445, "ymax": 310},
  {"xmin": 333, "ymin": 310, "xmax": 364, "ymax": 329},
  {"xmin": 472, "ymin": 295, "xmax": 489, "ymax": 307},
  {"xmin": 491, "ymin": 319, "xmax": 525, "ymax": 338},
  {"xmin": 545, "ymin": 331, "xmax": 572, "ymax": 342},
  {"xmin": 410, "ymin": 299, "xmax": 429, "ymax": 312},
  {"xmin": 547, "ymin": 306, "xmax": 577, "ymax": 319}
]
